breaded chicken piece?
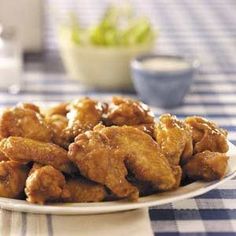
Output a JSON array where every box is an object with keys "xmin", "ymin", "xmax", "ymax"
[
  {"xmin": 183, "ymin": 151, "xmax": 228, "ymax": 181},
  {"xmin": 68, "ymin": 131, "xmax": 139, "ymax": 200},
  {"xmin": 155, "ymin": 114, "xmax": 193, "ymax": 165},
  {"xmin": 97, "ymin": 125, "xmax": 176, "ymax": 191},
  {"xmin": 17, "ymin": 103, "xmax": 40, "ymax": 113},
  {"xmin": 65, "ymin": 177, "xmax": 107, "ymax": 203},
  {"xmin": 132, "ymin": 123, "xmax": 155, "ymax": 138},
  {"xmin": 44, "ymin": 102, "xmax": 69, "ymax": 117},
  {"xmin": 0, "ymin": 107, "xmax": 52, "ymax": 142},
  {"xmin": 46, "ymin": 114, "xmax": 69, "ymax": 149},
  {"xmin": 0, "ymin": 137, "xmax": 76, "ymax": 174},
  {"xmin": 65, "ymin": 98, "xmax": 107, "ymax": 141},
  {"xmin": 171, "ymin": 165, "xmax": 182, "ymax": 189},
  {"xmin": 104, "ymin": 97, "xmax": 155, "ymax": 131},
  {"xmin": 185, "ymin": 116, "xmax": 228, "ymax": 154},
  {"xmin": 25, "ymin": 164, "xmax": 70, "ymax": 204},
  {"xmin": 0, "ymin": 161, "xmax": 29, "ymax": 198},
  {"xmin": 0, "ymin": 150, "xmax": 8, "ymax": 161}
]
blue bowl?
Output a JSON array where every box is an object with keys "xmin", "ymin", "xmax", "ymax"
[{"xmin": 131, "ymin": 54, "xmax": 200, "ymax": 108}]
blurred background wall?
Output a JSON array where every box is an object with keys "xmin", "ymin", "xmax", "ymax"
[{"xmin": 0, "ymin": 0, "xmax": 235, "ymax": 73}]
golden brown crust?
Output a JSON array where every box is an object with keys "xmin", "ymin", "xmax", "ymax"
[
  {"xmin": 69, "ymin": 130, "xmax": 139, "ymax": 200},
  {"xmin": 98, "ymin": 125, "xmax": 176, "ymax": 191},
  {"xmin": 155, "ymin": 114, "xmax": 193, "ymax": 166},
  {"xmin": 0, "ymin": 107, "xmax": 52, "ymax": 142},
  {"xmin": 65, "ymin": 98, "xmax": 107, "ymax": 141},
  {"xmin": 65, "ymin": 177, "xmax": 107, "ymax": 203},
  {"xmin": 0, "ymin": 150, "xmax": 8, "ymax": 161},
  {"xmin": 171, "ymin": 165, "xmax": 182, "ymax": 189},
  {"xmin": 104, "ymin": 97, "xmax": 155, "ymax": 126},
  {"xmin": 17, "ymin": 103, "xmax": 41, "ymax": 113},
  {"xmin": 132, "ymin": 123, "xmax": 155, "ymax": 137},
  {"xmin": 0, "ymin": 137, "xmax": 76, "ymax": 174},
  {"xmin": 185, "ymin": 116, "xmax": 228, "ymax": 154},
  {"xmin": 183, "ymin": 151, "xmax": 228, "ymax": 181},
  {"xmin": 44, "ymin": 103, "xmax": 69, "ymax": 117},
  {"xmin": 45, "ymin": 114, "xmax": 69, "ymax": 149},
  {"xmin": 25, "ymin": 165, "xmax": 70, "ymax": 204},
  {"xmin": 0, "ymin": 97, "xmax": 230, "ymax": 204},
  {"xmin": 0, "ymin": 161, "xmax": 29, "ymax": 198}
]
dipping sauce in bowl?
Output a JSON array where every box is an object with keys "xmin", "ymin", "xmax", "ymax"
[
  {"xmin": 131, "ymin": 54, "xmax": 200, "ymax": 108},
  {"xmin": 141, "ymin": 57, "xmax": 190, "ymax": 72}
]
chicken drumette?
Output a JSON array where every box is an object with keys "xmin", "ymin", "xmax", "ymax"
[
  {"xmin": 155, "ymin": 114, "xmax": 193, "ymax": 166},
  {"xmin": 183, "ymin": 151, "xmax": 228, "ymax": 181},
  {"xmin": 104, "ymin": 97, "xmax": 155, "ymax": 137},
  {"xmin": 25, "ymin": 164, "xmax": 70, "ymax": 204},
  {"xmin": 69, "ymin": 125, "xmax": 177, "ymax": 200},
  {"xmin": 64, "ymin": 98, "xmax": 107, "ymax": 141},
  {"xmin": 0, "ymin": 106, "xmax": 52, "ymax": 142},
  {"xmin": 0, "ymin": 137, "xmax": 76, "ymax": 174},
  {"xmin": 185, "ymin": 116, "xmax": 228, "ymax": 154},
  {"xmin": 0, "ymin": 161, "xmax": 29, "ymax": 198}
]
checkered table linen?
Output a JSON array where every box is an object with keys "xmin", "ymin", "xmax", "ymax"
[{"xmin": 1, "ymin": 0, "xmax": 236, "ymax": 235}]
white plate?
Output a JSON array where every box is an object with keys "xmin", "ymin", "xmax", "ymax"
[{"xmin": 0, "ymin": 141, "xmax": 235, "ymax": 215}]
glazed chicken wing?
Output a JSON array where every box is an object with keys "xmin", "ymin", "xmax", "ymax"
[
  {"xmin": 104, "ymin": 97, "xmax": 155, "ymax": 136},
  {"xmin": 0, "ymin": 137, "xmax": 76, "ymax": 174},
  {"xmin": 17, "ymin": 103, "xmax": 40, "ymax": 113},
  {"xmin": 97, "ymin": 125, "xmax": 176, "ymax": 191},
  {"xmin": 44, "ymin": 102, "xmax": 69, "ymax": 117},
  {"xmin": 25, "ymin": 164, "xmax": 70, "ymax": 204},
  {"xmin": 0, "ymin": 107, "xmax": 52, "ymax": 142},
  {"xmin": 65, "ymin": 98, "xmax": 107, "ymax": 141},
  {"xmin": 46, "ymin": 114, "xmax": 69, "ymax": 149},
  {"xmin": 0, "ymin": 161, "xmax": 29, "ymax": 198},
  {"xmin": 183, "ymin": 151, "xmax": 228, "ymax": 181},
  {"xmin": 171, "ymin": 165, "xmax": 182, "ymax": 189},
  {"xmin": 65, "ymin": 177, "xmax": 107, "ymax": 203},
  {"xmin": 69, "ymin": 131, "xmax": 138, "ymax": 200},
  {"xmin": 185, "ymin": 116, "xmax": 228, "ymax": 154},
  {"xmin": 0, "ymin": 150, "xmax": 8, "ymax": 161},
  {"xmin": 132, "ymin": 123, "xmax": 155, "ymax": 138},
  {"xmin": 155, "ymin": 114, "xmax": 193, "ymax": 166}
]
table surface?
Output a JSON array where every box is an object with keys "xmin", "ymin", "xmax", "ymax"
[{"xmin": 1, "ymin": 0, "xmax": 236, "ymax": 235}]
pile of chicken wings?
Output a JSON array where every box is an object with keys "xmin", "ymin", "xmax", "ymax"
[{"xmin": 0, "ymin": 97, "xmax": 229, "ymax": 204}]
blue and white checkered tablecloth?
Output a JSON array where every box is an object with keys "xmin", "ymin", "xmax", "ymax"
[{"xmin": 1, "ymin": 0, "xmax": 236, "ymax": 235}]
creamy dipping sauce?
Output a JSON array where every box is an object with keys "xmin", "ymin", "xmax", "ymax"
[{"xmin": 141, "ymin": 57, "xmax": 190, "ymax": 72}]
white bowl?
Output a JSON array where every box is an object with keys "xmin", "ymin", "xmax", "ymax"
[{"xmin": 59, "ymin": 36, "xmax": 154, "ymax": 90}]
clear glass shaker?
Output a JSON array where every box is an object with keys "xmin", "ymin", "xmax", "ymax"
[{"xmin": 0, "ymin": 25, "xmax": 22, "ymax": 94}]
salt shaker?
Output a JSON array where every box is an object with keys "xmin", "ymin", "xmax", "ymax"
[{"xmin": 0, "ymin": 25, "xmax": 22, "ymax": 93}]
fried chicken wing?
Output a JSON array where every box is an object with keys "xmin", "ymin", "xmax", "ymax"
[
  {"xmin": 69, "ymin": 131, "xmax": 139, "ymax": 200},
  {"xmin": 65, "ymin": 177, "xmax": 107, "ymax": 203},
  {"xmin": 104, "ymin": 97, "xmax": 155, "ymax": 127},
  {"xmin": 132, "ymin": 123, "xmax": 155, "ymax": 137},
  {"xmin": 97, "ymin": 125, "xmax": 176, "ymax": 191},
  {"xmin": 183, "ymin": 151, "xmax": 228, "ymax": 181},
  {"xmin": 44, "ymin": 102, "xmax": 69, "ymax": 117},
  {"xmin": 25, "ymin": 164, "xmax": 70, "ymax": 204},
  {"xmin": 17, "ymin": 103, "xmax": 40, "ymax": 113},
  {"xmin": 0, "ymin": 107, "xmax": 52, "ymax": 142},
  {"xmin": 0, "ymin": 150, "xmax": 8, "ymax": 161},
  {"xmin": 46, "ymin": 114, "xmax": 69, "ymax": 149},
  {"xmin": 65, "ymin": 98, "xmax": 107, "ymax": 141},
  {"xmin": 0, "ymin": 161, "xmax": 29, "ymax": 198},
  {"xmin": 171, "ymin": 165, "xmax": 182, "ymax": 189},
  {"xmin": 0, "ymin": 137, "xmax": 76, "ymax": 174},
  {"xmin": 155, "ymin": 114, "xmax": 193, "ymax": 165},
  {"xmin": 185, "ymin": 116, "xmax": 228, "ymax": 154}
]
